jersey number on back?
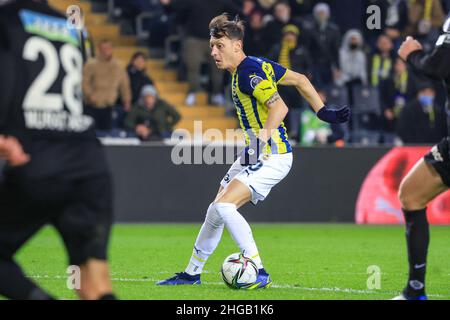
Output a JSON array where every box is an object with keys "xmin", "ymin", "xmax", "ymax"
[{"xmin": 22, "ymin": 36, "xmax": 83, "ymax": 115}]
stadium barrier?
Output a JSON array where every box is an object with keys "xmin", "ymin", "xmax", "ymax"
[
  {"xmin": 105, "ymin": 145, "xmax": 390, "ymax": 223},
  {"xmin": 5, "ymin": 145, "xmax": 450, "ymax": 224}
]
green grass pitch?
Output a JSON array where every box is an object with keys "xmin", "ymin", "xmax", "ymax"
[{"xmin": 11, "ymin": 224, "xmax": 450, "ymax": 300}]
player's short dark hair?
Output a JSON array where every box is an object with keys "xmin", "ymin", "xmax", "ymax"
[{"xmin": 209, "ymin": 13, "xmax": 245, "ymax": 41}]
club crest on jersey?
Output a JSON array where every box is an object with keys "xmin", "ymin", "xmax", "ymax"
[{"xmin": 250, "ymin": 75, "xmax": 264, "ymax": 89}]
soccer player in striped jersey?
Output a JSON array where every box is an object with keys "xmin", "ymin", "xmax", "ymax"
[{"xmin": 158, "ymin": 14, "xmax": 350, "ymax": 288}]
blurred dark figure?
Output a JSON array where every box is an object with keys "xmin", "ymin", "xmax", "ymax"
[
  {"xmin": 244, "ymin": 10, "xmax": 267, "ymax": 56},
  {"xmin": 268, "ymin": 24, "xmax": 312, "ymax": 141},
  {"xmin": 127, "ymin": 52, "xmax": 155, "ymax": 105},
  {"xmin": 326, "ymin": 0, "xmax": 365, "ymax": 32},
  {"xmin": 288, "ymin": 0, "xmax": 315, "ymax": 18},
  {"xmin": 304, "ymin": 2, "xmax": 341, "ymax": 89},
  {"xmin": 379, "ymin": 58, "xmax": 415, "ymax": 143},
  {"xmin": 397, "ymin": 84, "xmax": 447, "ymax": 144},
  {"xmin": 443, "ymin": 0, "xmax": 450, "ymax": 12},
  {"xmin": 370, "ymin": 34, "xmax": 395, "ymax": 88},
  {"xmin": 263, "ymin": 1, "xmax": 302, "ymax": 52}
]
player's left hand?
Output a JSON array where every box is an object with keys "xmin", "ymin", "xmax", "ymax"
[
  {"xmin": 240, "ymin": 138, "xmax": 266, "ymax": 166},
  {"xmin": 0, "ymin": 136, "xmax": 30, "ymax": 167},
  {"xmin": 317, "ymin": 105, "xmax": 351, "ymax": 124}
]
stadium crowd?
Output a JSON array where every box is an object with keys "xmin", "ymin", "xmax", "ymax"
[{"xmin": 86, "ymin": 0, "xmax": 450, "ymax": 146}]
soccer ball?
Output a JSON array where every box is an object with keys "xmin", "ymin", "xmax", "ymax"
[{"xmin": 221, "ymin": 253, "xmax": 259, "ymax": 289}]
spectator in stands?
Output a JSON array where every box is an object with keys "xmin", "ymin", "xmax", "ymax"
[
  {"xmin": 397, "ymin": 83, "xmax": 447, "ymax": 144},
  {"xmin": 379, "ymin": 58, "xmax": 414, "ymax": 144},
  {"xmin": 305, "ymin": 2, "xmax": 341, "ymax": 89},
  {"xmin": 127, "ymin": 52, "xmax": 155, "ymax": 105},
  {"xmin": 337, "ymin": 29, "xmax": 368, "ymax": 101},
  {"xmin": 242, "ymin": 0, "xmax": 257, "ymax": 17},
  {"xmin": 288, "ymin": 0, "xmax": 315, "ymax": 18},
  {"xmin": 161, "ymin": 0, "xmax": 240, "ymax": 106},
  {"xmin": 125, "ymin": 85, "xmax": 181, "ymax": 140},
  {"xmin": 370, "ymin": 34, "xmax": 395, "ymax": 88},
  {"xmin": 327, "ymin": 0, "xmax": 365, "ymax": 33},
  {"xmin": 83, "ymin": 39, "xmax": 132, "ymax": 131},
  {"xmin": 244, "ymin": 10, "xmax": 268, "ymax": 57},
  {"xmin": 268, "ymin": 24, "xmax": 312, "ymax": 140},
  {"xmin": 257, "ymin": 0, "xmax": 278, "ymax": 12},
  {"xmin": 263, "ymin": 1, "xmax": 302, "ymax": 54},
  {"xmin": 406, "ymin": 0, "xmax": 445, "ymax": 50}
]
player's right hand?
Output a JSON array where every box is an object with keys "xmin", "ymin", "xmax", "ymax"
[
  {"xmin": 398, "ymin": 36, "xmax": 423, "ymax": 61},
  {"xmin": 0, "ymin": 136, "xmax": 30, "ymax": 167}
]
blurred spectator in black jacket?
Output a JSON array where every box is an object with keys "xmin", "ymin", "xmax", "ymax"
[
  {"xmin": 263, "ymin": 1, "xmax": 303, "ymax": 53},
  {"xmin": 443, "ymin": 0, "xmax": 450, "ymax": 12},
  {"xmin": 363, "ymin": 0, "xmax": 409, "ymax": 49},
  {"xmin": 304, "ymin": 2, "xmax": 341, "ymax": 89},
  {"xmin": 127, "ymin": 52, "xmax": 155, "ymax": 105},
  {"xmin": 288, "ymin": 0, "xmax": 315, "ymax": 18},
  {"xmin": 244, "ymin": 10, "xmax": 268, "ymax": 56},
  {"xmin": 379, "ymin": 58, "xmax": 415, "ymax": 143},
  {"xmin": 268, "ymin": 24, "xmax": 312, "ymax": 141},
  {"xmin": 369, "ymin": 34, "xmax": 395, "ymax": 88},
  {"xmin": 327, "ymin": 0, "xmax": 365, "ymax": 32},
  {"xmin": 397, "ymin": 83, "xmax": 447, "ymax": 144},
  {"xmin": 161, "ymin": 0, "xmax": 241, "ymax": 106}
]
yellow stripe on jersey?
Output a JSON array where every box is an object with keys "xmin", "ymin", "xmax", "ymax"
[{"xmin": 232, "ymin": 60, "xmax": 291, "ymax": 155}]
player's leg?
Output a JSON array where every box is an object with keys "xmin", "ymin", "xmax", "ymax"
[
  {"xmin": 0, "ymin": 187, "xmax": 54, "ymax": 300},
  {"xmin": 184, "ymin": 186, "xmax": 226, "ymax": 275},
  {"xmin": 158, "ymin": 159, "xmax": 247, "ymax": 285},
  {"xmin": 394, "ymin": 146, "xmax": 449, "ymax": 300},
  {"xmin": 211, "ymin": 178, "xmax": 273, "ymax": 289},
  {"xmin": 157, "ymin": 185, "xmax": 228, "ymax": 285},
  {"xmin": 53, "ymin": 174, "xmax": 116, "ymax": 300},
  {"xmin": 78, "ymin": 259, "xmax": 114, "ymax": 300},
  {"xmin": 0, "ymin": 257, "xmax": 54, "ymax": 300}
]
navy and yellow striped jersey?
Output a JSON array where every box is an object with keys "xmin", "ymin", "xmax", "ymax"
[{"xmin": 231, "ymin": 56, "xmax": 292, "ymax": 154}]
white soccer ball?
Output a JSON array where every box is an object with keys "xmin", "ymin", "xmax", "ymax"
[{"xmin": 221, "ymin": 253, "xmax": 259, "ymax": 289}]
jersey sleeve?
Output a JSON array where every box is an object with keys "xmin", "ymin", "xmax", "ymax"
[
  {"xmin": 238, "ymin": 62, "xmax": 282, "ymax": 105},
  {"xmin": 266, "ymin": 59, "xmax": 288, "ymax": 83},
  {"xmin": 407, "ymin": 37, "xmax": 450, "ymax": 80}
]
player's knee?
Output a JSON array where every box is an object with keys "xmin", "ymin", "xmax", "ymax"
[
  {"xmin": 212, "ymin": 202, "xmax": 237, "ymax": 220},
  {"xmin": 398, "ymin": 180, "xmax": 426, "ymax": 210},
  {"xmin": 205, "ymin": 203, "xmax": 223, "ymax": 228}
]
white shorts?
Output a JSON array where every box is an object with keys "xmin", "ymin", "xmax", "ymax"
[{"xmin": 220, "ymin": 153, "xmax": 293, "ymax": 205}]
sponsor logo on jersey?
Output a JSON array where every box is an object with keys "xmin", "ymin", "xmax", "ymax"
[{"xmin": 19, "ymin": 9, "xmax": 79, "ymax": 45}]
